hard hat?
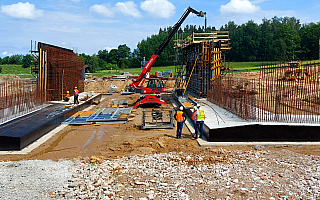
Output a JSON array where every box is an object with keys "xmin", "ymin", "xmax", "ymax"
[
  {"xmin": 197, "ymin": 104, "xmax": 200, "ymax": 108},
  {"xmin": 67, "ymin": 91, "xmax": 69, "ymax": 93},
  {"xmin": 179, "ymin": 106, "xmax": 183, "ymax": 111},
  {"xmin": 194, "ymin": 106, "xmax": 197, "ymax": 110},
  {"xmin": 75, "ymin": 87, "xmax": 77, "ymax": 88}
]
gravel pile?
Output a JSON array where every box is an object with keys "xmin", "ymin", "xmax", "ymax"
[
  {"xmin": 0, "ymin": 160, "xmax": 72, "ymax": 200},
  {"xmin": 52, "ymin": 149, "xmax": 320, "ymax": 199},
  {"xmin": 1, "ymin": 149, "xmax": 320, "ymax": 199}
]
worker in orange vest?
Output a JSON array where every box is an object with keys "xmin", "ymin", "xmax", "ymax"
[
  {"xmin": 174, "ymin": 106, "xmax": 186, "ymax": 139},
  {"xmin": 63, "ymin": 91, "xmax": 70, "ymax": 102},
  {"xmin": 192, "ymin": 106, "xmax": 198, "ymax": 138},
  {"xmin": 74, "ymin": 87, "xmax": 79, "ymax": 104}
]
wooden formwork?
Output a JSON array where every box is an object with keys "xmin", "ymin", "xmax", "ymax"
[{"xmin": 175, "ymin": 32, "xmax": 229, "ymax": 98}]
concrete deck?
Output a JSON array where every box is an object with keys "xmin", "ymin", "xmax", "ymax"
[
  {"xmin": 176, "ymin": 94, "xmax": 320, "ymax": 144},
  {"xmin": 0, "ymin": 92, "xmax": 101, "ymax": 151}
]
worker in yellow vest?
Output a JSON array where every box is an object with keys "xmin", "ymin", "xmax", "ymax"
[
  {"xmin": 74, "ymin": 87, "xmax": 79, "ymax": 104},
  {"xmin": 195, "ymin": 104, "xmax": 205, "ymax": 139},
  {"xmin": 192, "ymin": 106, "xmax": 198, "ymax": 138},
  {"xmin": 174, "ymin": 106, "xmax": 186, "ymax": 139}
]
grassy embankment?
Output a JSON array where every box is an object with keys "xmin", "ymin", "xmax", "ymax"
[
  {"xmin": 91, "ymin": 62, "xmax": 269, "ymax": 77},
  {"xmin": 2, "ymin": 61, "xmax": 319, "ymax": 78},
  {"xmin": 228, "ymin": 60, "xmax": 320, "ymax": 73},
  {"xmin": 0, "ymin": 65, "xmax": 33, "ymax": 78}
]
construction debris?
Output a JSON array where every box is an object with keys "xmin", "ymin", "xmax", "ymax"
[{"xmin": 108, "ymin": 85, "xmax": 117, "ymax": 93}]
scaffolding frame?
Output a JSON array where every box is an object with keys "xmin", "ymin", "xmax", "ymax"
[{"xmin": 174, "ymin": 31, "xmax": 230, "ymax": 98}]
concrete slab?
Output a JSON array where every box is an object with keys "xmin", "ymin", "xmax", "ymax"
[
  {"xmin": 175, "ymin": 94, "xmax": 320, "ymax": 143},
  {"xmin": 197, "ymin": 138, "xmax": 320, "ymax": 147},
  {"xmin": 0, "ymin": 124, "xmax": 68, "ymax": 155},
  {"xmin": 0, "ymin": 93, "xmax": 102, "ymax": 151},
  {"xmin": 201, "ymin": 100, "xmax": 248, "ymax": 129}
]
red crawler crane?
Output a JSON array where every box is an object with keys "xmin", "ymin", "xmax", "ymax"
[{"xmin": 126, "ymin": 7, "xmax": 205, "ymax": 108}]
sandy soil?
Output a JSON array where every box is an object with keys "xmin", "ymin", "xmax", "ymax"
[{"xmin": 0, "ymin": 79, "xmax": 320, "ymax": 162}]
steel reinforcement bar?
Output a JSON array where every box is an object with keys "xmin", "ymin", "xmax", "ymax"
[
  {"xmin": 208, "ymin": 61, "xmax": 320, "ymax": 123},
  {"xmin": 0, "ymin": 79, "xmax": 45, "ymax": 124}
]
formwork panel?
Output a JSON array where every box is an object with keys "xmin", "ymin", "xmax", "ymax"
[
  {"xmin": 31, "ymin": 42, "xmax": 85, "ymax": 101},
  {"xmin": 174, "ymin": 32, "xmax": 229, "ymax": 98}
]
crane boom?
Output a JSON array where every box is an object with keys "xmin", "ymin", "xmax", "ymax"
[{"xmin": 130, "ymin": 7, "xmax": 204, "ymax": 90}]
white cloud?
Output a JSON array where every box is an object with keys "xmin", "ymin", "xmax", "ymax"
[
  {"xmin": 2, "ymin": 52, "xmax": 8, "ymax": 56},
  {"xmin": 90, "ymin": 1, "xmax": 141, "ymax": 19},
  {"xmin": 90, "ymin": 4, "xmax": 114, "ymax": 18},
  {"xmin": 140, "ymin": 0, "xmax": 175, "ymax": 18},
  {"xmin": 115, "ymin": 1, "xmax": 142, "ymax": 18},
  {"xmin": 70, "ymin": 0, "xmax": 81, "ymax": 2},
  {"xmin": 220, "ymin": 0, "xmax": 260, "ymax": 14},
  {"xmin": 104, "ymin": 47, "xmax": 117, "ymax": 51},
  {"xmin": 0, "ymin": 2, "xmax": 43, "ymax": 20}
]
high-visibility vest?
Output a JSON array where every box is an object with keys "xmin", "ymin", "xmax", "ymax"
[
  {"xmin": 176, "ymin": 111, "xmax": 184, "ymax": 122},
  {"xmin": 192, "ymin": 111, "xmax": 197, "ymax": 121},
  {"xmin": 65, "ymin": 93, "xmax": 70, "ymax": 99},
  {"xmin": 74, "ymin": 89, "xmax": 79, "ymax": 95},
  {"xmin": 197, "ymin": 108, "xmax": 205, "ymax": 121}
]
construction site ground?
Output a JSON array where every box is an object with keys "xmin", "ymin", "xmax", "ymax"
[{"xmin": 0, "ymin": 79, "xmax": 320, "ymax": 162}]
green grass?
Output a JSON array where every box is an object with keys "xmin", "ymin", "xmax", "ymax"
[
  {"xmin": 91, "ymin": 61, "xmax": 320, "ymax": 77},
  {"xmin": 225, "ymin": 60, "xmax": 320, "ymax": 73},
  {"xmin": 0, "ymin": 65, "xmax": 31, "ymax": 74},
  {"xmin": 227, "ymin": 62, "xmax": 263, "ymax": 70},
  {"xmin": 0, "ymin": 65, "xmax": 33, "ymax": 78}
]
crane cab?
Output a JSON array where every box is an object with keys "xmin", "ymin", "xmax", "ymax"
[{"xmin": 146, "ymin": 78, "xmax": 166, "ymax": 92}]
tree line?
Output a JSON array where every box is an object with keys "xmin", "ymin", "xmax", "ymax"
[
  {"xmin": 80, "ymin": 24, "xmax": 217, "ymax": 72},
  {"xmin": 221, "ymin": 17, "xmax": 320, "ymax": 62},
  {"xmin": 80, "ymin": 16, "xmax": 320, "ymax": 72},
  {"xmin": 2, "ymin": 16, "xmax": 320, "ymax": 73},
  {"xmin": 0, "ymin": 54, "xmax": 35, "ymax": 68}
]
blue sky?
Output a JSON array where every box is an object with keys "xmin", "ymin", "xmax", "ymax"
[{"xmin": 0, "ymin": 0, "xmax": 319, "ymax": 57}]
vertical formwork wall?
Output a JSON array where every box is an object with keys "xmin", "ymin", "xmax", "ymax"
[
  {"xmin": 34, "ymin": 43, "xmax": 85, "ymax": 101},
  {"xmin": 175, "ymin": 31, "xmax": 230, "ymax": 98}
]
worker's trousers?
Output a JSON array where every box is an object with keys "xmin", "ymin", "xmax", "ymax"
[
  {"xmin": 176, "ymin": 122, "xmax": 183, "ymax": 139},
  {"xmin": 193, "ymin": 121, "xmax": 197, "ymax": 138},
  {"xmin": 196, "ymin": 121, "xmax": 204, "ymax": 138},
  {"xmin": 74, "ymin": 94, "xmax": 79, "ymax": 104}
]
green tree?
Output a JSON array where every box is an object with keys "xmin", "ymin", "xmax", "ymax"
[
  {"xmin": 119, "ymin": 58, "xmax": 129, "ymax": 69},
  {"xmin": 117, "ymin": 44, "xmax": 131, "ymax": 59},
  {"xmin": 97, "ymin": 49, "xmax": 109, "ymax": 62},
  {"xmin": 273, "ymin": 23, "xmax": 300, "ymax": 61},
  {"xmin": 259, "ymin": 18, "xmax": 274, "ymax": 61},
  {"xmin": 1, "ymin": 56, "xmax": 10, "ymax": 64},
  {"xmin": 87, "ymin": 54, "xmax": 102, "ymax": 73},
  {"xmin": 108, "ymin": 49, "xmax": 119, "ymax": 64},
  {"xmin": 9, "ymin": 54, "xmax": 23, "ymax": 64},
  {"xmin": 22, "ymin": 54, "xmax": 35, "ymax": 68},
  {"xmin": 79, "ymin": 53, "xmax": 91, "ymax": 65},
  {"xmin": 300, "ymin": 23, "xmax": 320, "ymax": 60}
]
